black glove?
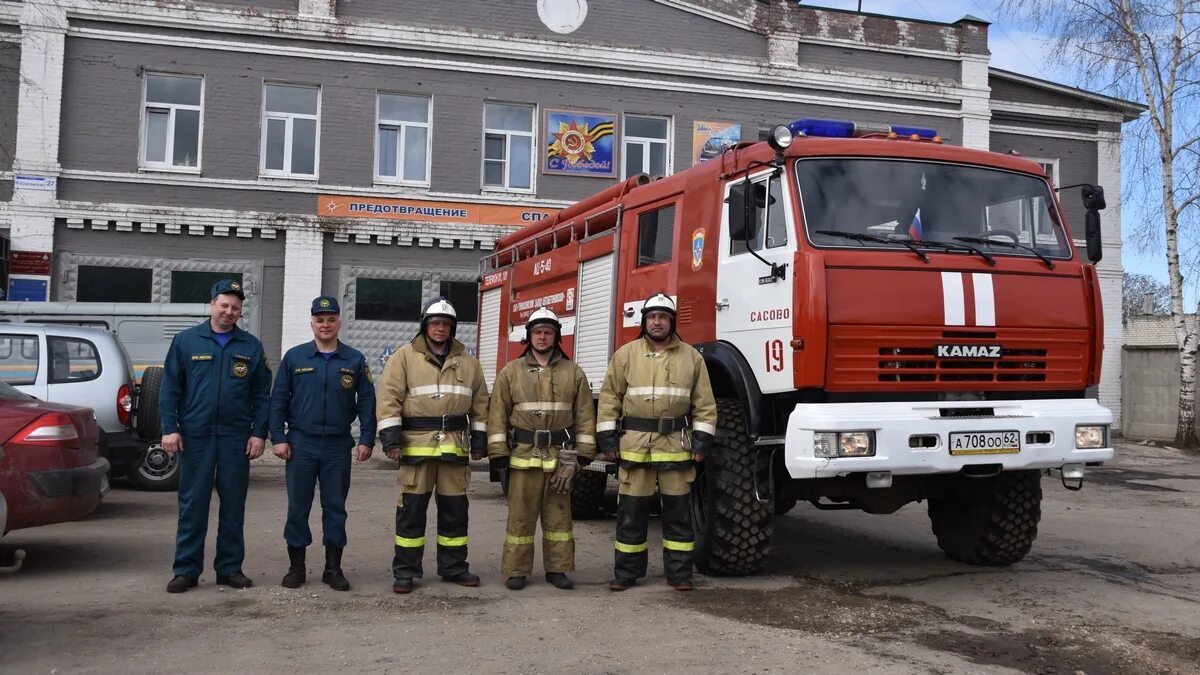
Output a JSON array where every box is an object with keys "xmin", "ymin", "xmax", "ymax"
[
  {"xmin": 690, "ymin": 429, "xmax": 715, "ymax": 456},
  {"xmin": 577, "ymin": 455, "xmax": 593, "ymax": 468},
  {"xmin": 470, "ymin": 430, "xmax": 487, "ymax": 459},
  {"xmin": 596, "ymin": 430, "xmax": 619, "ymax": 458},
  {"xmin": 489, "ymin": 456, "xmax": 509, "ymax": 472},
  {"xmin": 379, "ymin": 427, "xmax": 403, "ymax": 454}
]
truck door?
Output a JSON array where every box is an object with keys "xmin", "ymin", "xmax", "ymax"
[
  {"xmin": 716, "ymin": 170, "xmax": 796, "ymax": 394},
  {"xmin": 616, "ymin": 198, "xmax": 680, "ymax": 346}
]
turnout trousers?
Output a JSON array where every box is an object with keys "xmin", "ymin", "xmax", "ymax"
[
  {"xmin": 614, "ymin": 466, "xmax": 695, "ymax": 583},
  {"xmin": 284, "ymin": 432, "xmax": 353, "ymax": 549},
  {"xmin": 392, "ymin": 460, "xmax": 471, "ymax": 580},
  {"xmin": 501, "ymin": 468, "xmax": 575, "ymax": 578},
  {"xmin": 174, "ymin": 434, "xmax": 250, "ymax": 578}
]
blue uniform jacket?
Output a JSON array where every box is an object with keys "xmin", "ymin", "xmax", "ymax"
[
  {"xmin": 159, "ymin": 320, "xmax": 272, "ymax": 439},
  {"xmin": 269, "ymin": 341, "xmax": 377, "ymax": 448}
]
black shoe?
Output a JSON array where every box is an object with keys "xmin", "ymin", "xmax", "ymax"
[
  {"xmin": 322, "ymin": 546, "xmax": 350, "ymax": 592},
  {"xmin": 545, "ymin": 572, "xmax": 574, "ymax": 590},
  {"xmin": 667, "ymin": 577, "xmax": 694, "ymax": 591},
  {"xmin": 216, "ymin": 572, "xmax": 254, "ymax": 589},
  {"xmin": 167, "ymin": 575, "xmax": 198, "ymax": 594},
  {"xmin": 392, "ymin": 578, "xmax": 414, "ymax": 594},
  {"xmin": 281, "ymin": 546, "xmax": 306, "ymax": 589},
  {"xmin": 442, "ymin": 572, "xmax": 480, "ymax": 587},
  {"xmin": 608, "ymin": 577, "xmax": 636, "ymax": 592},
  {"xmin": 505, "ymin": 576, "xmax": 527, "ymax": 590}
]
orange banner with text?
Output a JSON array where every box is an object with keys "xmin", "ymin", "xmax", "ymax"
[{"xmin": 318, "ymin": 195, "xmax": 556, "ymax": 228}]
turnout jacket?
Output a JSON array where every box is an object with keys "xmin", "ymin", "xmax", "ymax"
[
  {"xmin": 160, "ymin": 320, "xmax": 272, "ymax": 440},
  {"xmin": 596, "ymin": 335, "xmax": 718, "ymax": 469},
  {"xmin": 486, "ymin": 350, "xmax": 597, "ymax": 471},
  {"xmin": 375, "ymin": 336, "xmax": 488, "ymax": 464},
  {"xmin": 268, "ymin": 341, "xmax": 377, "ymax": 447}
]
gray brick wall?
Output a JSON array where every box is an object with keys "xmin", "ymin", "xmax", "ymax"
[
  {"xmin": 797, "ymin": 42, "xmax": 960, "ymax": 82},
  {"xmin": 990, "ymin": 75, "xmax": 1115, "ymax": 113},
  {"xmin": 990, "ymin": 131, "xmax": 1098, "ymax": 239},
  {"xmin": 336, "ymin": 0, "xmax": 766, "ymax": 58},
  {"xmin": 194, "ymin": 0, "xmax": 298, "ymax": 12},
  {"xmin": 0, "ymin": 41, "xmax": 18, "ymax": 172}
]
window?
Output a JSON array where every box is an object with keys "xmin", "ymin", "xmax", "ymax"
[
  {"xmin": 356, "ymin": 278, "xmax": 422, "ymax": 322},
  {"xmin": 141, "ymin": 74, "xmax": 203, "ymax": 170},
  {"xmin": 637, "ymin": 205, "xmax": 676, "ymax": 267},
  {"xmin": 0, "ymin": 335, "xmax": 39, "ymax": 386},
  {"xmin": 483, "ymin": 103, "xmax": 535, "ymax": 191},
  {"xmin": 261, "ymin": 84, "xmax": 320, "ymax": 177},
  {"xmin": 731, "ymin": 175, "xmax": 788, "ymax": 256},
  {"xmin": 171, "ymin": 271, "xmax": 244, "ymax": 304},
  {"xmin": 77, "ymin": 266, "xmax": 152, "ymax": 302},
  {"xmin": 439, "ymin": 281, "xmax": 479, "ymax": 322},
  {"xmin": 377, "ymin": 93, "xmax": 431, "ymax": 185},
  {"xmin": 623, "ymin": 115, "xmax": 670, "ymax": 178},
  {"xmin": 49, "ymin": 337, "xmax": 101, "ymax": 384}
]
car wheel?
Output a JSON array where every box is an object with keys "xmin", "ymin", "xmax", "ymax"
[{"xmin": 128, "ymin": 443, "xmax": 179, "ymax": 491}]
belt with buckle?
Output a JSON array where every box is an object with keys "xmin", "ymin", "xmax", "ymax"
[
  {"xmin": 402, "ymin": 415, "xmax": 469, "ymax": 432},
  {"xmin": 620, "ymin": 416, "xmax": 689, "ymax": 434},
  {"xmin": 511, "ymin": 427, "xmax": 572, "ymax": 448}
]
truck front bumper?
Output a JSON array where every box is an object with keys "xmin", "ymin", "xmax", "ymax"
[{"xmin": 783, "ymin": 398, "xmax": 1114, "ymax": 480}]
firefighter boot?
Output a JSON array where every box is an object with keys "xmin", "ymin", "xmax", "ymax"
[
  {"xmin": 322, "ymin": 546, "xmax": 351, "ymax": 591},
  {"xmin": 545, "ymin": 572, "xmax": 574, "ymax": 590},
  {"xmin": 281, "ymin": 546, "xmax": 306, "ymax": 588}
]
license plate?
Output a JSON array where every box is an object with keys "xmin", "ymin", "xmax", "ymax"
[{"xmin": 948, "ymin": 430, "xmax": 1020, "ymax": 456}]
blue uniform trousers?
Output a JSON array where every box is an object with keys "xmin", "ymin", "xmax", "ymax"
[
  {"xmin": 284, "ymin": 432, "xmax": 353, "ymax": 548},
  {"xmin": 173, "ymin": 434, "xmax": 250, "ymax": 577}
]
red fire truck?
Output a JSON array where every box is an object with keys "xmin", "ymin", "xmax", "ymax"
[{"xmin": 477, "ymin": 118, "xmax": 1114, "ymax": 575}]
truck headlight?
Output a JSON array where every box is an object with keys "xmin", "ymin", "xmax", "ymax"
[
  {"xmin": 1074, "ymin": 425, "xmax": 1109, "ymax": 449},
  {"xmin": 813, "ymin": 431, "xmax": 876, "ymax": 457}
]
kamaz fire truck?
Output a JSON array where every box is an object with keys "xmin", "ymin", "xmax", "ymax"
[{"xmin": 476, "ymin": 118, "xmax": 1114, "ymax": 575}]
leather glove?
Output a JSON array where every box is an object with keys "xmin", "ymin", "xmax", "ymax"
[
  {"xmin": 548, "ymin": 447, "xmax": 579, "ymax": 495},
  {"xmin": 470, "ymin": 430, "xmax": 487, "ymax": 460},
  {"xmin": 596, "ymin": 429, "xmax": 619, "ymax": 462},
  {"xmin": 489, "ymin": 456, "xmax": 509, "ymax": 472},
  {"xmin": 379, "ymin": 427, "xmax": 403, "ymax": 455},
  {"xmin": 690, "ymin": 429, "xmax": 715, "ymax": 457}
]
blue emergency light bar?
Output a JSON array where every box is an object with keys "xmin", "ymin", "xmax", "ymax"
[
  {"xmin": 786, "ymin": 118, "xmax": 939, "ymax": 140},
  {"xmin": 890, "ymin": 125, "xmax": 940, "ymax": 139}
]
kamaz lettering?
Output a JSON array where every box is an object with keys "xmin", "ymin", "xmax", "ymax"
[{"xmin": 936, "ymin": 344, "xmax": 1004, "ymax": 359}]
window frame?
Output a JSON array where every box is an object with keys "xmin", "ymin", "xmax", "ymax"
[
  {"xmin": 635, "ymin": 204, "xmax": 677, "ymax": 268},
  {"xmin": 374, "ymin": 92, "xmax": 433, "ymax": 187},
  {"xmin": 259, "ymin": 82, "xmax": 322, "ymax": 180},
  {"xmin": 622, "ymin": 114, "xmax": 672, "ymax": 179},
  {"xmin": 48, "ymin": 336, "xmax": 103, "ymax": 384},
  {"xmin": 139, "ymin": 73, "xmax": 205, "ymax": 173},
  {"xmin": 77, "ymin": 265, "xmax": 154, "ymax": 303},
  {"xmin": 0, "ymin": 333, "xmax": 41, "ymax": 386},
  {"xmin": 481, "ymin": 102, "xmax": 537, "ymax": 194},
  {"xmin": 354, "ymin": 276, "xmax": 425, "ymax": 323}
]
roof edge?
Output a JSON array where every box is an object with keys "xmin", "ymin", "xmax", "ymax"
[{"xmin": 990, "ymin": 67, "xmax": 1146, "ymax": 119}]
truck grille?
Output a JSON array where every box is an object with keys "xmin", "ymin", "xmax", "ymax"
[{"xmin": 876, "ymin": 346, "xmax": 1047, "ymax": 382}]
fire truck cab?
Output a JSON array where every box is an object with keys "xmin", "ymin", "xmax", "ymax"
[{"xmin": 478, "ymin": 118, "xmax": 1114, "ymax": 575}]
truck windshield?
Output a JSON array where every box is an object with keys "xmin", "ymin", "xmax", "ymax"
[{"xmin": 796, "ymin": 158, "xmax": 1071, "ymax": 260}]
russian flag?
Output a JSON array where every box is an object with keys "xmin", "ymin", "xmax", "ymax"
[{"xmin": 907, "ymin": 208, "xmax": 923, "ymax": 239}]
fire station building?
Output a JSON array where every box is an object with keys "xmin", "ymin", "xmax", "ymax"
[{"xmin": 0, "ymin": 0, "xmax": 1140, "ymax": 426}]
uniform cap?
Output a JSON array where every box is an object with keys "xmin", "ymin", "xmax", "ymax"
[
  {"xmin": 211, "ymin": 278, "xmax": 245, "ymax": 300},
  {"xmin": 311, "ymin": 295, "xmax": 340, "ymax": 315}
]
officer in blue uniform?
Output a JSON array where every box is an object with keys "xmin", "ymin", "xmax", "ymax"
[
  {"xmin": 270, "ymin": 295, "xmax": 376, "ymax": 591},
  {"xmin": 161, "ymin": 279, "xmax": 272, "ymax": 593}
]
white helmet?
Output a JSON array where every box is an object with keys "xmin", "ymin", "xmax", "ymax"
[
  {"xmin": 640, "ymin": 292, "xmax": 677, "ymax": 337},
  {"xmin": 526, "ymin": 307, "xmax": 562, "ymax": 332},
  {"xmin": 419, "ymin": 297, "xmax": 458, "ymax": 339}
]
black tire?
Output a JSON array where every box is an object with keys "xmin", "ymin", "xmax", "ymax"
[
  {"xmin": 136, "ymin": 366, "xmax": 164, "ymax": 441},
  {"xmin": 127, "ymin": 443, "xmax": 180, "ymax": 491},
  {"xmin": 927, "ymin": 470, "xmax": 1042, "ymax": 566},
  {"xmin": 774, "ymin": 495, "xmax": 798, "ymax": 516},
  {"xmin": 691, "ymin": 399, "xmax": 774, "ymax": 576},
  {"xmin": 570, "ymin": 468, "xmax": 608, "ymax": 520}
]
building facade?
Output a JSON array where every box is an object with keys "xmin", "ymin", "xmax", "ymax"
[{"xmin": 0, "ymin": 0, "xmax": 1140, "ymax": 425}]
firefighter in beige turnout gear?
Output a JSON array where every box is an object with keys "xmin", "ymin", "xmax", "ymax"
[
  {"xmin": 487, "ymin": 308, "xmax": 596, "ymax": 590},
  {"xmin": 597, "ymin": 293, "xmax": 717, "ymax": 592},
  {"xmin": 376, "ymin": 298, "xmax": 489, "ymax": 593}
]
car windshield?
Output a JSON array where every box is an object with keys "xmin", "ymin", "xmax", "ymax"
[
  {"xmin": 0, "ymin": 381, "xmax": 33, "ymax": 401},
  {"xmin": 797, "ymin": 158, "xmax": 1072, "ymax": 259}
]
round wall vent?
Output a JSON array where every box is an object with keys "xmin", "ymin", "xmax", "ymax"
[{"xmin": 538, "ymin": 0, "xmax": 588, "ymax": 34}]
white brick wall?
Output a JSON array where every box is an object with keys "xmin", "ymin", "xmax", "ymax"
[
  {"xmin": 960, "ymin": 58, "xmax": 990, "ymax": 150},
  {"xmin": 281, "ymin": 227, "xmax": 324, "ymax": 351},
  {"xmin": 1096, "ymin": 133, "xmax": 1123, "ymax": 430}
]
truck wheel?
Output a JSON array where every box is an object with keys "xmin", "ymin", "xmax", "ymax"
[
  {"xmin": 774, "ymin": 495, "xmax": 798, "ymax": 516},
  {"xmin": 136, "ymin": 366, "xmax": 164, "ymax": 441},
  {"xmin": 691, "ymin": 399, "xmax": 774, "ymax": 576},
  {"xmin": 570, "ymin": 468, "xmax": 608, "ymax": 520},
  {"xmin": 927, "ymin": 470, "xmax": 1042, "ymax": 566},
  {"xmin": 128, "ymin": 443, "xmax": 180, "ymax": 491}
]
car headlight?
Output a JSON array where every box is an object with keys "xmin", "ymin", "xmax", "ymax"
[
  {"xmin": 1074, "ymin": 425, "xmax": 1109, "ymax": 449},
  {"xmin": 813, "ymin": 431, "xmax": 876, "ymax": 457}
]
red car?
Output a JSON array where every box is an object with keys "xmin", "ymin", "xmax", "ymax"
[{"xmin": 1, "ymin": 381, "xmax": 109, "ymax": 535}]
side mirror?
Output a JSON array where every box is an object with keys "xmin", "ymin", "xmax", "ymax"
[
  {"xmin": 726, "ymin": 180, "xmax": 760, "ymax": 241},
  {"xmin": 1084, "ymin": 209, "xmax": 1103, "ymax": 263},
  {"xmin": 1081, "ymin": 184, "xmax": 1106, "ymax": 211}
]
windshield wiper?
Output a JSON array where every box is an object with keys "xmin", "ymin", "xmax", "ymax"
[
  {"xmin": 815, "ymin": 230, "xmax": 929, "ymax": 263},
  {"xmin": 954, "ymin": 236, "xmax": 1055, "ymax": 270},
  {"xmin": 910, "ymin": 239, "xmax": 996, "ymax": 266}
]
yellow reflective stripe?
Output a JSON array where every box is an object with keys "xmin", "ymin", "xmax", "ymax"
[
  {"xmin": 395, "ymin": 535, "xmax": 425, "ymax": 548},
  {"xmin": 505, "ymin": 534, "xmax": 535, "ymax": 546},
  {"xmin": 620, "ymin": 450, "xmax": 692, "ymax": 463},
  {"xmin": 663, "ymin": 539, "xmax": 695, "ymax": 552},
  {"xmin": 404, "ymin": 445, "xmax": 470, "ymax": 457},
  {"xmin": 437, "ymin": 535, "xmax": 468, "ymax": 547},
  {"xmin": 509, "ymin": 456, "xmax": 557, "ymax": 470},
  {"xmin": 614, "ymin": 541, "xmax": 648, "ymax": 553},
  {"xmin": 544, "ymin": 531, "xmax": 573, "ymax": 542}
]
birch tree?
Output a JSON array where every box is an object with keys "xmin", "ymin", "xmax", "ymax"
[{"xmin": 1003, "ymin": 0, "xmax": 1200, "ymax": 449}]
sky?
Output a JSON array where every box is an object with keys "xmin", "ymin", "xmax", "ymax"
[{"xmin": 799, "ymin": 0, "xmax": 1167, "ymax": 285}]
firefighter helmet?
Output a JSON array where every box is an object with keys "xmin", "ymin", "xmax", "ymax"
[
  {"xmin": 524, "ymin": 307, "xmax": 563, "ymax": 355},
  {"xmin": 418, "ymin": 297, "xmax": 458, "ymax": 339},
  {"xmin": 640, "ymin": 292, "xmax": 676, "ymax": 337}
]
